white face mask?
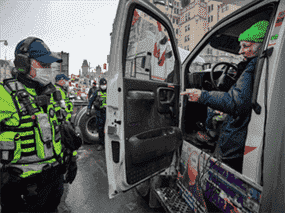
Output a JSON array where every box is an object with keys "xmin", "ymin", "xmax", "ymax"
[
  {"xmin": 100, "ymin": 85, "xmax": 107, "ymax": 90},
  {"xmin": 29, "ymin": 60, "xmax": 52, "ymax": 86},
  {"xmin": 30, "ymin": 68, "xmax": 52, "ymax": 85}
]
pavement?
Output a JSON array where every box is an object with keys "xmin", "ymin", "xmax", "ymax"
[{"xmin": 58, "ymin": 144, "xmax": 166, "ymax": 213}]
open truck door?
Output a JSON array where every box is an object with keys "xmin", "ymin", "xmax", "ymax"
[{"xmin": 105, "ymin": 0, "xmax": 182, "ymax": 199}]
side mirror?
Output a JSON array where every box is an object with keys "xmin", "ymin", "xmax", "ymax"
[{"xmin": 202, "ymin": 63, "xmax": 211, "ymax": 70}]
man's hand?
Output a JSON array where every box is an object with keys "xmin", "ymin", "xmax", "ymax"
[
  {"xmin": 214, "ymin": 110, "xmax": 224, "ymax": 115},
  {"xmin": 86, "ymin": 110, "xmax": 91, "ymax": 116},
  {"xmin": 180, "ymin": 89, "xmax": 202, "ymax": 102}
]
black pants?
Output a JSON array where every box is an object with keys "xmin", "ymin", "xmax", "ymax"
[
  {"xmin": 96, "ymin": 108, "xmax": 106, "ymax": 145},
  {"xmin": 1, "ymin": 166, "xmax": 64, "ymax": 213},
  {"xmin": 222, "ymin": 156, "xmax": 244, "ymax": 173}
]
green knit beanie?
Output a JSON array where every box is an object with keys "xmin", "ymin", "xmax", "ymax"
[{"xmin": 238, "ymin": 20, "xmax": 269, "ymax": 43}]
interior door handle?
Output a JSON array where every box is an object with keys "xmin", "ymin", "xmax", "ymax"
[{"xmin": 157, "ymin": 87, "xmax": 175, "ymax": 105}]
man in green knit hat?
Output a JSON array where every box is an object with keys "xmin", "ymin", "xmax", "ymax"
[
  {"xmin": 181, "ymin": 20, "xmax": 269, "ymax": 173},
  {"xmin": 238, "ymin": 20, "xmax": 269, "ymax": 60}
]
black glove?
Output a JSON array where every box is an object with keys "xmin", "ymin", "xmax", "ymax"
[
  {"xmin": 61, "ymin": 121, "xmax": 82, "ymax": 151},
  {"xmin": 0, "ymin": 167, "xmax": 10, "ymax": 191},
  {"xmin": 1, "ymin": 166, "xmax": 23, "ymax": 190},
  {"xmin": 64, "ymin": 156, "xmax": 77, "ymax": 184}
]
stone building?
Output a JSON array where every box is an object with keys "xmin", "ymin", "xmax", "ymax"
[
  {"xmin": 81, "ymin": 60, "xmax": 89, "ymax": 77},
  {"xmin": 51, "ymin": 51, "xmax": 69, "ymax": 83},
  {"xmin": 0, "ymin": 60, "xmax": 12, "ymax": 82}
]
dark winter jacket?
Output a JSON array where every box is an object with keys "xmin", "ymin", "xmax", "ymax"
[
  {"xmin": 88, "ymin": 86, "xmax": 97, "ymax": 99},
  {"xmin": 198, "ymin": 57, "xmax": 258, "ymax": 159}
]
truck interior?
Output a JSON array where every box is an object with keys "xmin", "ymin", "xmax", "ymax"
[{"xmin": 175, "ymin": 4, "xmax": 275, "ymax": 174}]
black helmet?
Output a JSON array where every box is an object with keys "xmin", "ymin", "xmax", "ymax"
[{"xmin": 99, "ymin": 78, "xmax": 107, "ymax": 85}]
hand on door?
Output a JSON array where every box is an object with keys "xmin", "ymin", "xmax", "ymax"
[{"xmin": 180, "ymin": 89, "xmax": 202, "ymax": 102}]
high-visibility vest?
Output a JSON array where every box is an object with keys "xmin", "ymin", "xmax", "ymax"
[
  {"xmin": 55, "ymin": 85, "xmax": 73, "ymax": 122},
  {"xmin": 0, "ymin": 80, "xmax": 76, "ymax": 178},
  {"xmin": 97, "ymin": 91, "xmax": 107, "ymax": 109}
]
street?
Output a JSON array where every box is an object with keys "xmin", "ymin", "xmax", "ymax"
[{"xmin": 58, "ymin": 144, "xmax": 166, "ymax": 213}]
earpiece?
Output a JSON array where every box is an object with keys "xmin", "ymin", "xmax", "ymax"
[{"xmin": 13, "ymin": 37, "xmax": 41, "ymax": 75}]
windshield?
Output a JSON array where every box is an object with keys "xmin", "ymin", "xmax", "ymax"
[{"xmin": 189, "ymin": 43, "xmax": 243, "ymax": 73}]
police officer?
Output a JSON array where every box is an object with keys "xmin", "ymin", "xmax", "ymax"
[
  {"xmin": 55, "ymin": 74, "xmax": 73, "ymax": 122},
  {"xmin": 87, "ymin": 78, "xmax": 107, "ymax": 151},
  {"xmin": 0, "ymin": 37, "xmax": 82, "ymax": 213}
]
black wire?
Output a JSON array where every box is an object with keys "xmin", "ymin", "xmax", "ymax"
[{"xmin": 198, "ymin": 153, "xmax": 222, "ymax": 202}]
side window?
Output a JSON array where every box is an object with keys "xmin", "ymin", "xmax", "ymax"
[{"xmin": 125, "ymin": 9, "xmax": 175, "ymax": 82}]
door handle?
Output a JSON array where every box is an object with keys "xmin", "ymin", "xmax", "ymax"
[
  {"xmin": 157, "ymin": 87, "xmax": 175, "ymax": 105},
  {"xmin": 157, "ymin": 87, "xmax": 175, "ymax": 113}
]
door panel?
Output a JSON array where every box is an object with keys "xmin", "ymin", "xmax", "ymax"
[
  {"xmin": 124, "ymin": 78, "xmax": 182, "ymax": 185},
  {"xmin": 106, "ymin": 0, "xmax": 182, "ymax": 198}
]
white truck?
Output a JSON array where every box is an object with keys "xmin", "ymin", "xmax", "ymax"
[{"xmin": 103, "ymin": 0, "xmax": 285, "ymax": 212}]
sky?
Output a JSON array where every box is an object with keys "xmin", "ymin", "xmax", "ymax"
[{"xmin": 0, "ymin": 0, "xmax": 119, "ymax": 76}]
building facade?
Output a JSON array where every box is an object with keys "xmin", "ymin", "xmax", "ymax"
[
  {"xmin": 0, "ymin": 60, "xmax": 12, "ymax": 82},
  {"xmin": 51, "ymin": 51, "xmax": 69, "ymax": 83},
  {"xmin": 81, "ymin": 60, "xmax": 89, "ymax": 77},
  {"xmin": 150, "ymin": 0, "xmax": 242, "ymax": 67}
]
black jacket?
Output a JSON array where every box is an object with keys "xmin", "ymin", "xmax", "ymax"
[{"xmin": 88, "ymin": 86, "xmax": 97, "ymax": 99}]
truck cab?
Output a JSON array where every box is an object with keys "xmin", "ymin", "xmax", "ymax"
[{"xmin": 105, "ymin": 0, "xmax": 285, "ymax": 212}]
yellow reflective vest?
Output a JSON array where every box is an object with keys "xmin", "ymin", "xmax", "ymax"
[
  {"xmin": 0, "ymin": 80, "xmax": 76, "ymax": 178},
  {"xmin": 55, "ymin": 84, "xmax": 73, "ymax": 122}
]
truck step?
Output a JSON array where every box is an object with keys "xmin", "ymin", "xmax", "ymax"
[{"xmin": 154, "ymin": 187, "xmax": 194, "ymax": 213}]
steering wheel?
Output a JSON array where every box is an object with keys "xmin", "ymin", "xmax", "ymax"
[{"xmin": 210, "ymin": 62, "xmax": 238, "ymax": 91}]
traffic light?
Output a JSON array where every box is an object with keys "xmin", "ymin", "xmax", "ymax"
[{"xmin": 103, "ymin": 63, "xmax": 107, "ymax": 70}]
